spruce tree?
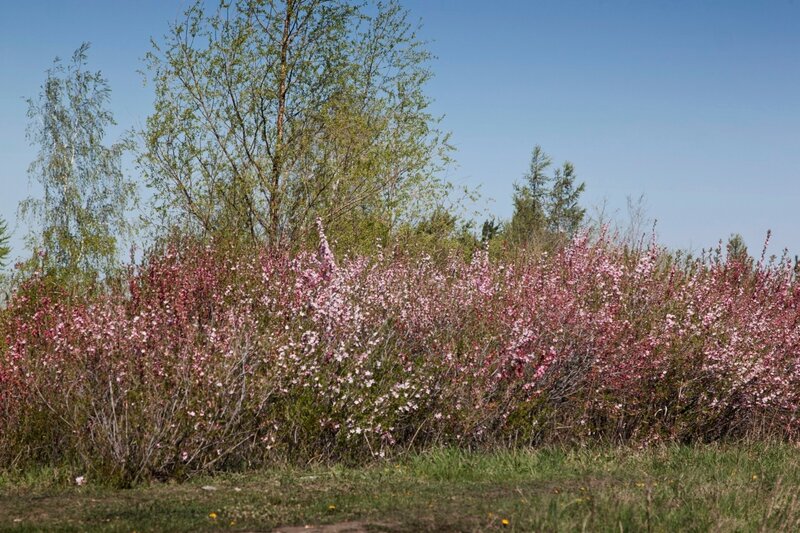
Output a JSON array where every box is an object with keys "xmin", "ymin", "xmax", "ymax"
[
  {"xmin": 547, "ymin": 161, "xmax": 586, "ymax": 235},
  {"xmin": 505, "ymin": 145, "xmax": 552, "ymax": 245},
  {"xmin": 505, "ymin": 145, "xmax": 586, "ymax": 248}
]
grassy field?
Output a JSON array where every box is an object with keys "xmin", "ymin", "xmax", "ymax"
[{"xmin": 2, "ymin": 444, "xmax": 800, "ymax": 532}]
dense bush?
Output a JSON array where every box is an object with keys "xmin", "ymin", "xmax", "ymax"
[{"xmin": 2, "ymin": 225, "xmax": 799, "ymax": 485}]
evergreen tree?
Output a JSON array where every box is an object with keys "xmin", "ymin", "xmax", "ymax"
[
  {"xmin": 481, "ymin": 217, "xmax": 501, "ymax": 243},
  {"xmin": 505, "ymin": 145, "xmax": 552, "ymax": 245},
  {"xmin": 547, "ymin": 161, "xmax": 586, "ymax": 235},
  {"xmin": 726, "ymin": 233, "xmax": 749, "ymax": 263},
  {"xmin": 504, "ymin": 145, "xmax": 586, "ymax": 248}
]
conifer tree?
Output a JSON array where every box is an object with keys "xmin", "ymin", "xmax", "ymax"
[
  {"xmin": 505, "ymin": 145, "xmax": 552, "ymax": 245},
  {"xmin": 504, "ymin": 145, "xmax": 586, "ymax": 248},
  {"xmin": 726, "ymin": 233, "xmax": 749, "ymax": 263},
  {"xmin": 548, "ymin": 161, "xmax": 586, "ymax": 235}
]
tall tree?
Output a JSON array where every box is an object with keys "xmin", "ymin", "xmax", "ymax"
[
  {"xmin": 547, "ymin": 161, "xmax": 585, "ymax": 235},
  {"xmin": 504, "ymin": 145, "xmax": 585, "ymax": 248},
  {"xmin": 142, "ymin": 0, "xmax": 450, "ymax": 245},
  {"xmin": 505, "ymin": 145, "xmax": 552, "ymax": 245},
  {"xmin": 20, "ymin": 43, "xmax": 135, "ymax": 281}
]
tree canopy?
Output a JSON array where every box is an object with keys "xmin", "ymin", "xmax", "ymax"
[
  {"xmin": 20, "ymin": 43, "xmax": 135, "ymax": 282},
  {"xmin": 504, "ymin": 145, "xmax": 586, "ymax": 248},
  {"xmin": 142, "ymin": 0, "xmax": 451, "ymax": 246}
]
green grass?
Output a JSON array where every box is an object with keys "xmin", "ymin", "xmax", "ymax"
[{"xmin": 2, "ymin": 443, "xmax": 800, "ymax": 531}]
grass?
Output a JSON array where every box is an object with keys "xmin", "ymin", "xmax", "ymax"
[{"xmin": 2, "ymin": 443, "xmax": 800, "ymax": 531}]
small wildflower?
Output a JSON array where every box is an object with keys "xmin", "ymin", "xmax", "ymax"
[
  {"xmin": 502, "ymin": 518, "xmax": 510, "ymax": 527},
  {"xmin": 208, "ymin": 512, "xmax": 217, "ymax": 520},
  {"xmin": 328, "ymin": 504, "xmax": 336, "ymax": 511},
  {"xmin": 75, "ymin": 475, "xmax": 86, "ymax": 486}
]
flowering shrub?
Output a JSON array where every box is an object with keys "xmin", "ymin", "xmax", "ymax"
[{"xmin": 2, "ymin": 226, "xmax": 800, "ymax": 483}]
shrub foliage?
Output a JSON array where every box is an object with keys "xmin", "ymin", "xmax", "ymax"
[{"xmin": 1, "ymin": 226, "xmax": 799, "ymax": 484}]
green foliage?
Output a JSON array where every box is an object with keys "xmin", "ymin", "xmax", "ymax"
[
  {"xmin": 480, "ymin": 217, "xmax": 502, "ymax": 243},
  {"xmin": 379, "ymin": 205, "xmax": 480, "ymax": 260},
  {"xmin": 20, "ymin": 43, "xmax": 135, "ymax": 284},
  {"xmin": 726, "ymin": 233, "xmax": 749, "ymax": 263},
  {"xmin": 504, "ymin": 145, "xmax": 551, "ymax": 247},
  {"xmin": 414, "ymin": 206, "xmax": 460, "ymax": 239},
  {"xmin": 503, "ymin": 145, "xmax": 586, "ymax": 249},
  {"xmin": 142, "ymin": 0, "xmax": 452, "ymax": 247},
  {"xmin": 548, "ymin": 161, "xmax": 586, "ymax": 235},
  {"xmin": 3, "ymin": 445, "xmax": 800, "ymax": 531},
  {"xmin": 0, "ymin": 217, "xmax": 10, "ymax": 268}
]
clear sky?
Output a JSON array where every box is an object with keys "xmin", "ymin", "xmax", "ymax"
[{"xmin": 2, "ymin": 0, "xmax": 799, "ymax": 260}]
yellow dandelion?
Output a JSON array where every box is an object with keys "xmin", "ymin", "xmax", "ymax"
[
  {"xmin": 208, "ymin": 512, "xmax": 217, "ymax": 520},
  {"xmin": 502, "ymin": 518, "xmax": 510, "ymax": 527},
  {"xmin": 328, "ymin": 504, "xmax": 336, "ymax": 511}
]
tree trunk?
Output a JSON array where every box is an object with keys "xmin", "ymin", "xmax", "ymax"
[{"xmin": 270, "ymin": 0, "xmax": 293, "ymax": 243}]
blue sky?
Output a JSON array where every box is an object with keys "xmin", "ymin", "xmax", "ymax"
[{"xmin": 2, "ymin": 0, "xmax": 799, "ymax": 260}]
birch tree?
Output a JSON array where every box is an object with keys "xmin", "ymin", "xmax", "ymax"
[{"xmin": 21, "ymin": 43, "xmax": 135, "ymax": 281}]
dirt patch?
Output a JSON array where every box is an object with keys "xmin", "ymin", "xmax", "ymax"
[{"xmin": 272, "ymin": 522, "xmax": 376, "ymax": 532}]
